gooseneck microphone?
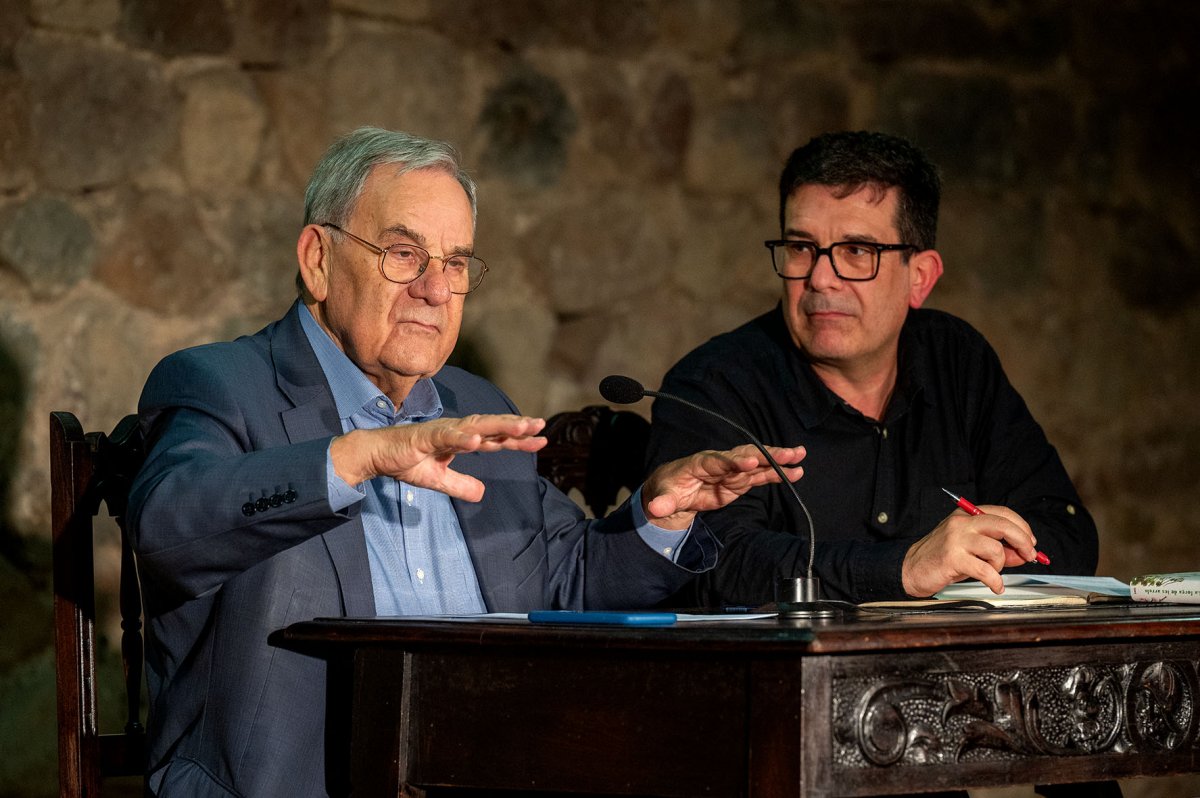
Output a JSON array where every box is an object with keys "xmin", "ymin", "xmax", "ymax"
[{"xmin": 600, "ymin": 375, "xmax": 835, "ymax": 617}]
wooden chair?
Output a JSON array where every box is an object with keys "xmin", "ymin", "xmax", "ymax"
[
  {"xmin": 50, "ymin": 411, "xmax": 147, "ymax": 797},
  {"xmin": 537, "ymin": 404, "xmax": 650, "ymax": 517}
]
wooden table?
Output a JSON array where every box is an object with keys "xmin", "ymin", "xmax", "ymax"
[{"xmin": 274, "ymin": 605, "xmax": 1200, "ymax": 797}]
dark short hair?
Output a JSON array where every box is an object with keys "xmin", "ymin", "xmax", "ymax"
[{"xmin": 778, "ymin": 131, "xmax": 940, "ymax": 251}]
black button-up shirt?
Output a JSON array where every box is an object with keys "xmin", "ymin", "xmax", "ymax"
[{"xmin": 645, "ymin": 305, "xmax": 1099, "ymax": 604}]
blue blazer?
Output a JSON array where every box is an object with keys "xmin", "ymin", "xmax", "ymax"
[{"xmin": 128, "ymin": 302, "xmax": 715, "ymax": 797}]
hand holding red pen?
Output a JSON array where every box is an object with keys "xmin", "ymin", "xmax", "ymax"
[
  {"xmin": 942, "ymin": 489, "xmax": 1051, "ymax": 566},
  {"xmin": 900, "ymin": 490, "xmax": 1046, "ymax": 597}
]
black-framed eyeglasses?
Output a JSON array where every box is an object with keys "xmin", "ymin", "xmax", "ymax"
[
  {"xmin": 764, "ymin": 239, "xmax": 917, "ymax": 282},
  {"xmin": 321, "ymin": 223, "xmax": 488, "ymax": 294}
]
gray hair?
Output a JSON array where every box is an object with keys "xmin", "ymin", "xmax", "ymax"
[
  {"xmin": 303, "ymin": 126, "xmax": 478, "ymax": 228},
  {"xmin": 297, "ymin": 127, "xmax": 478, "ymax": 296}
]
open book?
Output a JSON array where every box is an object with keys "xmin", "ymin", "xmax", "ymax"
[
  {"xmin": 859, "ymin": 574, "xmax": 1130, "ymax": 610},
  {"xmin": 933, "ymin": 574, "xmax": 1131, "ymax": 606}
]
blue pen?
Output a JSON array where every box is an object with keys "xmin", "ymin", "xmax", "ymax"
[{"xmin": 528, "ymin": 611, "xmax": 677, "ymax": 626}]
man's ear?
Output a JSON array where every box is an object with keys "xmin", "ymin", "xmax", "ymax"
[
  {"xmin": 908, "ymin": 248, "xmax": 944, "ymax": 308},
  {"xmin": 296, "ymin": 225, "xmax": 330, "ymax": 302}
]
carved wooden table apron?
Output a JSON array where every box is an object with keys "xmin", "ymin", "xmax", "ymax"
[{"xmin": 274, "ymin": 605, "xmax": 1200, "ymax": 797}]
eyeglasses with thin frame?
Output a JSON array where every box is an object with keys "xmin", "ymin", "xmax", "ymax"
[
  {"xmin": 764, "ymin": 239, "xmax": 917, "ymax": 282},
  {"xmin": 321, "ymin": 223, "xmax": 488, "ymax": 294}
]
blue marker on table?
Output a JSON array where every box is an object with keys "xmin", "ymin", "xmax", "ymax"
[{"xmin": 528, "ymin": 611, "xmax": 677, "ymax": 626}]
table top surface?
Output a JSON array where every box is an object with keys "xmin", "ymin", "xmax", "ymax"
[{"xmin": 274, "ymin": 603, "xmax": 1200, "ymax": 656}]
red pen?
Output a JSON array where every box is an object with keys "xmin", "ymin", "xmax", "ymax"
[{"xmin": 941, "ymin": 488, "xmax": 1051, "ymax": 566}]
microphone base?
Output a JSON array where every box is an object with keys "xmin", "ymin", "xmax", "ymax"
[{"xmin": 774, "ymin": 576, "xmax": 840, "ymax": 620}]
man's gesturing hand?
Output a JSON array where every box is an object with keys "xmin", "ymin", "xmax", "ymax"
[
  {"xmin": 901, "ymin": 505, "xmax": 1039, "ymax": 597},
  {"xmin": 641, "ymin": 444, "xmax": 806, "ymax": 531},
  {"xmin": 331, "ymin": 414, "xmax": 547, "ymax": 502}
]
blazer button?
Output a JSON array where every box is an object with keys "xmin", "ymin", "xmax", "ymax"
[
  {"xmin": 255, "ymin": 497, "xmax": 271, "ymax": 513},
  {"xmin": 283, "ymin": 489, "xmax": 298, "ymax": 503},
  {"xmin": 242, "ymin": 502, "xmax": 256, "ymax": 517},
  {"xmin": 269, "ymin": 493, "xmax": 283, "ymax": 507}
]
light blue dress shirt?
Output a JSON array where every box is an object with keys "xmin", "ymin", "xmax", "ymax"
[{"xmin": 298, "ymin": 304, "xmax": 691, "ymax": 615}]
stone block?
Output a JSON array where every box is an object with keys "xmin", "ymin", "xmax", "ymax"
[
  {"xmin": 15, "ymin": 33, "xmax": 176, "ymax": 190},
  {"xmin": 676, "ymin": 191, "xmax": 777, "ymax": 306},
  {"xmin": 225, "ymin": 191, "xmax": 306, "ymax": 321},
  {"xmin": 0, "ymin": 196, "xmax": 95, "ymax": 298},
  {"xmin": 1106, "ymin": 207, "xmax": 1199, "ymax": 313},
  {"xmin": 1068, "ymin": 3, "xmax": 1198, "ymax": 95},
  {"xmin": 1011, "ymin": 86, "xmax": 1076, "ymax": 185},
  {"xmin": 638, "ymin": 70, "xmax": 693, "ymax": 180},
  {"xmin": 461, "ymin": 275, "xmax": 556, "ymax": 415},
  {"xmin": 656, "ymin": 0, "xmax": 740, "ymax": 58},
  {"xmin": 118, "ymin": 0, "xmax": 233, "ymax": 56},
  {"xmin": 95, "ymin": 192, "xmax": 236, "ymax": 316},
  {"xmin": 232, "ymin": 0, "xmax": 329, "ymax": 66},
  {"xmin": 844, "ymin": 0, "xmax": 990, "ymax": 64},
  {"xmin": 937, "ymin": 188, "xmax": 1045, "ymax": 293},
  {"xmin": 524, "ymin": 187, "xmax": 671, "ymax": 315},
  {"xmin": 763, "ymin": 70, "xmax": 851, "ymax": 165},
  {"xmin": 255, "ymin": 69, "xmax": 335, "ymax": 187},
  {"xmin": 986, "ymin": 4, "xmax": 1070, "ymax": 69},
  {"xmin": 0, "ymin": 1, "xmax": 29, "ymax": 69},
  {"xmin": 327, "ymin": 23, "xmax": 470, "ymax": 146},
  {"xmin": 332, "ymin": 0, "xmax": 431, "ymax": 21},
  {"xmin": 1126, "ymin": 82, "xmax": 1200, "ymax": 235},
  {"xmin": 558, "ymin": 59, "xmax": 636, "ymax": 185},
  {"xmin": 434, "ymin": 0, "xmax": 654, "ymax": 57},
  {"xmin": 0, "ymin": 71, "xmax": 32, "ymax": 191},
  {"xmin": 685, "ymin": 96, "xmax": 777, "ymax": 193},
  {"xmin": 30, "ymin": 0, "xmax": 119, "ymax": 32},
  {"xmin": 876, "ymin": 71, "xmax": 1018, "ymax": 189},
  {"xmin": 733, "ymin": 0, "xmax": 834, "ymax": 63},
  {"xmin": 180, "ymin": 69, "xmax": 268, "ymax": 195},
  {"xmin": 478, "ymin": 66, "xmax": 577, "ymax": 187}
]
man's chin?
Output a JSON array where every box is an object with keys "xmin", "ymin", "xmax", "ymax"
[{"xmin": 793, "ymin": 333, "xmax": 858, "ymax": 365}]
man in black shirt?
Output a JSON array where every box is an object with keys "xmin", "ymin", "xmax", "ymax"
[{"xmin": 645, "ymin": 131, "xmax": 1099, "ymax": 606}]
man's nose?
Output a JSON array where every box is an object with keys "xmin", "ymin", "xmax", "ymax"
[
  {"xmin": 807, "ymin": 250, "xmax": 841, "ymax": 289},
  {"xmin": 410, "ymin": 260, "xmax": 453, "ymax": 304}
]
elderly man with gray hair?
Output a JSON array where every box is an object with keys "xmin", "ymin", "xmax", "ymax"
[{"xmin": 128, "ymin": 127, "xmax": 805, "ymax": 797}]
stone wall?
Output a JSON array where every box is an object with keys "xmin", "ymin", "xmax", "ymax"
[{"xmin": 0, "ymin": 1, "xmax": 1197, "ymax": 795}]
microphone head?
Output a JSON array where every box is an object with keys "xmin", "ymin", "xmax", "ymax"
[{"xmin": 599, "ymin": 375, "xmax": 646, "ymax": 405}]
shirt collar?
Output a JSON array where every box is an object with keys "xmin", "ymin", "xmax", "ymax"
[{"xmin": 298, "ymin": 303, "xmax": 444, "ymax": 424}]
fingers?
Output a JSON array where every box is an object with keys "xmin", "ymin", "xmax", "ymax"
[
  {"xmin": 902, "ymin": 506, "xmax": 1040, "ymax": 597},
  {"xmin": 430, "ymin": 414, "xmax": 547, "ymax": 453},
  {"xmin": 641, "ymin": 445, "xmax": 807, "ymax": 529},
  {"xmin": 695, "ymin": 444, "xmax": 806, "ymax": 481},
  {"xmin": 645, "ymin": 492, "xmax": 679, "ymax": 519},
  {"xmin": 438, "ymin": 471, "xmax": 487, "ymax": 503},
  {"xmin": 341, "ymin": 414, "xmax": 546, "ymax": 493},
  {"xmin": 965, "ymin": 505, "xmax": 1038, "ymax": 562}
]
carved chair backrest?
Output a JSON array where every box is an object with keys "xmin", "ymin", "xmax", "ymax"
[
  {"xmin": 537, "ymin": 405, "xmax": 650, "ymax": 517},
  {"xmin": 50, "ymin": 411, "xmax": 147, "ymax": 796}
]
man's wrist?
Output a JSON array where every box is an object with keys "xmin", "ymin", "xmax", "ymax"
[{"xmin": 330, "ymin": 429, "xmax": 373, "ymax": 486}]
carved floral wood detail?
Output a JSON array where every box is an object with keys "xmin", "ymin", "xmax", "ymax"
[{"xmin": 832, "ymin": 660, "xmax": 1199, "ymax": 769}]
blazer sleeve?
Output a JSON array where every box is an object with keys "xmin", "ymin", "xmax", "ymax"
[{"xmin": 128, "ymin": 348, "xmax": 347, "ymax": 606}]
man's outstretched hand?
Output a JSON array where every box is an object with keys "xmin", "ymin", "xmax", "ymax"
[
  {"xmin": 331, "ymin": 414, "xmax": 547, "ymax": 502},
  {"xmin": 641, "ymin": 444, "xmax": 806, "ymax": 531}
]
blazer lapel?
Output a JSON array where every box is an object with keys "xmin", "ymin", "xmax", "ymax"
[
  {"xmin": 438, "ymin": 373, "xmax": 540, "ymax": 612},
  {"xmin": 270, "ymin": 302, "xmax": 375, "ymax": 617}
]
